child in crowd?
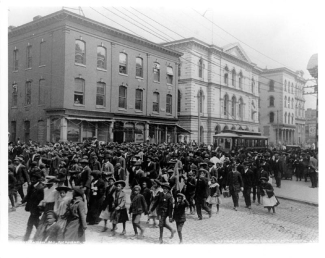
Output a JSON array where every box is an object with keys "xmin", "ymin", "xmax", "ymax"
[
  {"xmin": 208, "ymin": 176, "xmax": 221, "ymax": 213},
  {"xmin": 172, "ymin": 193, "xmax": 189, "ymax": 244}
]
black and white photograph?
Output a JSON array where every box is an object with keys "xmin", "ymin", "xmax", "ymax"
[{"xmin": 1, "ymin": 0, "xmax": 322, "ymax": 253}]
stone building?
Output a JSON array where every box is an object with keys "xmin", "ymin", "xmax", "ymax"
[{"xmin": 305, "ymin": 108, "xmax": 316, "ymax": 147}]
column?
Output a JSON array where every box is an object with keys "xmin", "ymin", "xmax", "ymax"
[
  {"xmin": 122, "ymin": 122, "xmax": 126, "ymax": 142},
  {"xmin": 174, "ymin": 126, "xmax": 177, "ymax": 143},
  {"xmin": 60, "ymin": 117, "xmax": 67, "ymax": 142},
  {"xmin": 282, "ymin": 129, "xmax": 284, "ymax": 144},
  {"xmin": 109, "ymin": 121, "xmax": 114, "ymax": 142},
  {"xmin": 144, "ymin": 123, "xmax": 149, "ymax": 142},
  {"xmin": 95, "ymin": 123, "xmax": 98, "ymax": 138},
  {"xmin": 156, "ymin": 125, "xmax": 159, "ymax": 143},
  {"xmin": 292, "ymin": 130, "xmax": 295, "ymax": 144},
  {"xmin": 165, "ymin": 126, "xmax": 168, "ymax": 143},
  {"xmin": 46, "ymin": 118, "xmax": 51, "ymax": 142}
]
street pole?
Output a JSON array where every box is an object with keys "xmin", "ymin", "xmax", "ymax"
[
  {"xmin": 276, "ymin": 110, "xmax": 279, "ymax": 148},
  {"xmin": 198, "ymin": 94, "xmax": 201, "ymax": 146}
]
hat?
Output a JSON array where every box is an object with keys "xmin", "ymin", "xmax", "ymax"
[
  {"xmin": 199, "ymin": 168, "xmax": 208, "ymax": 174},
  {"xmin": 177, "ymin": 193, "xmax": 186, "ymax": 199},
  {"xmin": 114, "ymin": 180, "xmax": 126, "ymax": 187},
  {"xmin": 72, "ymin": 186, "xmax": 84, "ymax": 196},
  {"xmin": 80, "ymin": 159, "xmax": 89, "ymax": 164},
  {"xmin": 91, "ymin": 170, "xmax": 102, "ymax": 176},
  {"xmin": 44, "ymin": 178, "xmax": 59, "ymax": 184},
  {"xmin": 107, "ymin": 177, "xmax": 116, "ymax": 182},
  {"xmin": 134, "ymin": 161, "xmax": 142, "ymax": 166},
  {"xmin": 208, "ymin": 161, "xmax": 214, "ymax": 165},
  {"xmin": 160, "ymin": 182, "xmax": 171, "ymax": 190},
  {"xmin": 57, "ymin": 173, "xmax": 66, "ymax": 182},
  {"xmin": 167, "ymin": 169, "xmax": 174, "ymax": 174},
  {"xmin": 30, "ymin": 172, "xmax": 42, "ymax": 180},
  {"xmin": 133, "ymin": 185, "xmax": 141, "ymax": 191},
  {"xmin": 56, "ymin": 186, "xmax": 72, "ymax": 192}
]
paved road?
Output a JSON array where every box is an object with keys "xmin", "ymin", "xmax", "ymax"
[{"xmin": 9, "ymin": 188, "xmax": 318, "ymax": 244}]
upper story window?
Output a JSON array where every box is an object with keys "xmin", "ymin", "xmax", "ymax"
[
  {"xmin": 198, "ymin": 58, "xmax": 203, "ymax": 78},
  {"xmin": 118, "ymin": 85, "xmax": 127, "ymax": 109},
  {"xmin": 292, "ymin": 114, "xmax": 294, "ymax": 124},
  {"xmin": 238, "ymin": 98, "xmax": 244, "ymax": 120},
  {"xmin": 291, "ymin": 99, "xmax": 294, "ymax": 109},
  {"xmin": 284, "ymin": 112, "xmax": 287, "ymax": 124},
  {"xmin": 269, "ymin": 80, "xmax": 275, "ymax": 91},
  {"xmin": 251, "ymin": 78, "xmax": 255, "ymax": 93},
  {"xmin": 153, "ymin": 62, "xmax": 160, "ymax": 82},
  {"xmin": 13, "ymin": 49, "xmax": 19, "ymax": 71},
  {"xmin": 270, "ymin": 112, "xmax": 274, "ymax": 123},
  {"xmin": 167, "ymin": 66, "xmax": 173, "ymax": 84},
  {"xmin": 199, "ymin": 90, "xmax": 203, "ymax": 113},
  {"xmin": 25, "ymin": 81, "xmax": 32, "ymax": 106},
  {"xmin": 166, "ymin": 94, "xmax": 172, "ymax": 114},
  {"xmin": 74, "ymin": 78, "xmax": 85, "ymax": 105},
  {"xmin": 291, "ymin": 83, "xmax": 294, "ymax": 94},
  {"xmin": 75, "ymin": 40, "xmax": 86, "ymax": 65},
  {"xmin": 284, "ymin": 80, "xmax": 287, "ymax": 91},
  {"xmin": 231, "ymin": 69, "xmax": 236, "ymax": 87},
  {"xmin": 270, "ymin": 96, "xmax": 275, "ymax": 107},
  {"xmin": 231, "ymin": 96, "xmax": 236, "ymax": 117},
  {"xmin": 178, "ymin": 62, "xmax": 181, "ymax": 77},
  {"xmin": 177, "ymin": 90, "xmax": 181, "ymax": 113},
  {"xmin": 39, "ymin": 41, "xmax": 46, "ymax": 66},
  {"xmin": 39, "ymin": 79, "xmax": 45, "ymax": 105},
  {"xmin": 119, "ymin": 53, "xmax": 127, "ymax": 74},
  {"xmin": 12, "ymin": 83, "xmax": 18, "ymax": 107},
  {"xmin": 288, "ymin": 97, "xmax": 291, "ymax": 109},
  {"xmin": 238, "ymin": 72, "xmax": 243, "ymax": 89},
  {"xmin": 136, "ymin": 57, "xmax": 143, "ymax": 78},
  {"xmin": 97, "ymin": 46, "xmax": 107, "ymax": 70},
  {"xmin": 26, "ymin": 45, "xmax": 32, "ymax": 68},
  {"xmin": 96, "ymin": 82, "xmax": 106, "ymax": 107},
  {"xmin": 223, "ymin": 94, "xmax": 229, "ymax": 116},
  {"xmin": 284, "ymin": 96, "xmax": 287, "ymax": 108},
  {"xmin": 135, "ymin": 89, "xmax": 143, "ymax": 111},
  {"xmin": 288, "ymin": 113, "xmax": 291, "ymax": 124},
  {"xmin": 224, "ymin": 73, "xmax": 228, "ymax": 85},
  {"xmin": 153, "ymin": 92, "xmax": 159, "ymax": 113}
]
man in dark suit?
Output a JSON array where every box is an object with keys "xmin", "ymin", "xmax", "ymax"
[
  {"xmin": 242, "ymin": 162, "xmax": 254, "ymax": 209},
  {"xmin": 226, "ymin": 163, "xmax": 243, "ymax": 211},
  {"xmin": 145, "ymin": 156, "xmax": 156, "ymax": 179},
  {"xmin": 195, "ymin": 169, "xmax": 211, "ymax": 220},
  {"xmin": 114, "ymin": 163, "xmax": 126, "ymax": 181},
  {"xmin": 14, "ymin": 157, "xmax": 30, "ymax": 201},
  {"xmin": 273, "ymin": 154, "xmax": 283, "ymax": 188},
  {"xmin": 79, "ymin": 159, "xmax": 92, "ymax": 204},
  {"xmin": 22, "ymin": 172, "xmax": 44, "ymax": 241},
  {"xmin": 309, "ymin": 154, "xmax": 318, "ymax": 188}
]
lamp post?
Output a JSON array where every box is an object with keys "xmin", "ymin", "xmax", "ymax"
[{"xmin": 306, "ymin": 54, "xmax": 318, "ymax": 149}]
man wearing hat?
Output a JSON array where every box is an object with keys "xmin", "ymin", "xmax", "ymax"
[
  {"xmin": 132, "ymin": 161, "xmax": 145, "ymax": 188},
  {"xmin": 226, "ymin": 163, "xmax": 243, "ymax": 211},
  {"xmin": 114, "ymin": 163, "xmax": 126, "ymax": 182},
  {"xmin": 79, "ymin": 159, "xmax": 92, "ymax": 203},
  {"xmin": 273, "ymin": 154, "xmax": 283, "ymax": 188},
  {"xmin": 195, "ymin": 169, "xmax": 212, "ymax": 219},
  {"xmin": 185, "ymin": 171, "xmax": 196, "ymax": 214},
  {"xmin": 14, "ymin": 157, "xmax": 30, "ymax": 201},
  {"xmin": 150, "ymin": 182, "xmax": 176, "ymax": 244},
  {"xmin": 145, "ymin": 156, "xmax": 157, "ymax": 180},
  {"xmin": 22, "ymin": 172, "xmax": 45, "ymax": 241},
  {"xmin": 242, "ymin": 162, "xmax": 254, "ymax": 209}
]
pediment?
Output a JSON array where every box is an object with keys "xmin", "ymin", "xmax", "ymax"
[{"xmin": 223, "ymin": 43, "xmax": 251, "ymax": 63}]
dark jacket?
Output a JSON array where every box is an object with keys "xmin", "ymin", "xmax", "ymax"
[
  {"xmin": 129, "ymin": 194, "xmax": 148, "ymax": 215},
  {"xmin": 114, "ymin": 167, "xmax": 126, "ymax": 181},
  {"xmin": 22, "ymin": 182, "xmax": 45, "ymax": 215},
  {"xmin": 141, "ymin": 188, "xmax": 151, "ymax": 207},
  {"xmin": 80, "ymin": 166, "xmax": 92, "ymax": 188},
  {"xmin": 15, "ymin": 164, "xmax": 30, "ymax": 185},
  {"xmin": 242, "ymin": 168, "xmax": 254, "ymax": 188},
  {"xmin": 226, "ymin": 171, "xmax": 243, "ymax": 192},
  {"xmin": 102, "ymin": 184, "xmax": 116, "ymax": 212},
  {"xmin": 150, "ymin": 191, "xmax": 173, "ymax": 218},
  {"xmin": 185, "ymin": 177, "xmax": 196, "ymax": 195},
  {"xmin": 195, "ymin": 177, "xmax": 209, "ymax": 199},
  {"xmin": 172, "ymin": 199, "xmax": 189, "ymax": 223}
]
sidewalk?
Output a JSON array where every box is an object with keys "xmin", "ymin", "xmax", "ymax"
[{"xmin": 271, "ymin": 177, "xmax": 318, "ymax": 206}]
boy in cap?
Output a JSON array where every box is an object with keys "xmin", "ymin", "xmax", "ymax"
[
  {"xmin": 129, "ymin": 185, "xmax": 148, "ymax": 238},
  {"xmin": 171, "ymin": 193, "xmax": 189, "ymax": 244},
  {"xmin": 195, "ymin": 169, "xmax": 211, "ymax": 219}
]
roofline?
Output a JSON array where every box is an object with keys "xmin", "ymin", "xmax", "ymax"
[
  {"xmin": 260, "ymin": 67, "xmax": 307, "ymax": 82},
  {"xmin": 8, "ymin": 9, "xmax": 183, "ymax": 57}
]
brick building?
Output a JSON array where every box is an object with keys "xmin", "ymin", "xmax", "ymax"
[
  {"xmin": 259, "ymin": 68, "xmax": 306, "ymax": 147},
  {"xmin": 163, "ymin": 38, "xmax": 261, "ymax": 145},
  {"xmin": 8, "ymin": 10, "xmax": 187, "ymax": 144}
]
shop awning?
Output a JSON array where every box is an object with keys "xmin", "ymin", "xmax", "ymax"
[
  {"xmin": 65, "ymin": 116, "xmax": 111, "ymax": 122},
  {"xmin": 176, "ymin": 125, "xmax": 191, "ymax": 134}
]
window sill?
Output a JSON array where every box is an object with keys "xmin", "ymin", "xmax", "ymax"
[
  {"xmin": 11, "ymin": 107, "xmax": 18, "ymax": 109},
  {"xmin": 166, "ymin": 113, "xmax": 172, "ymax": 116},
  {"xmin": 39, "ymin": 65, "xmax": 46, "ymax": 68},
  {"xmin": 119, "ymin": 73, "xmax": 128, "ymax": 77},
  {"xmin": 97, "ymin": 68, "xmax": 107, "ymax": 72},
  {"xmin": 12, "ymin": 70, "xmax": 18, "ymax": 73},
  {"xmin": 152, "ymin": 111, "xmax": 160, "ymax": 115},
  {"xmin": 167, "ymin": 83, "xmax": 173, "ymax": 86},
  {"xmin": 25, "ymin": 68, "xmax": 32, "ymax": 71},
  {"xmin": 136, "ymin": 76, "xmax": 144, "ymax": 80},
  {"xmin": 73, "ymin": 104, "xmax": 85, "ymax": 107},
  {"xmin": 96, "ymin": 105, "xmax": 105, "ymax": 109},
  {"xmin": 118, "ymin": 108, "xmax": 127, "ymax": 111},
  {"xmin": 75, "ymin": 63, "xmax": 86, "ymax": 68},
  {"xmin": 38, "ymin": 104, "xmax": 45, "ymax": 107},
  {"xmin": 154, "ymin": 81, "xmax": 160, "ymax": 84},
  {"xmin": 24, "ymin": 105, "xmax": 31, "ymax": 108},
  {"xmin": 135, "ymin": 110, "xmax": 143, "ymax": 113}
]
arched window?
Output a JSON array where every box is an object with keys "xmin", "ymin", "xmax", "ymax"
[
  {"xmin": 291, "ymin": 83, "xmax": 294, "ymax": 94},
  {"xmin": 75, "ymin": 40, "xmax": 86, "ymax": 65},
  {"xmin": 215, "ymin": 124, "xmax": 221, "ymax": 134},
  {"xmin": 238, "ymin": 72, "xmax": 243, "ymax": 89},
  {"xmin": 223, "ymin": 125, "xmax": 229, "ymax": 131},
  {"xmin": 26, "ymin": 45, "xmax": 32, "ymax": 68},
  {"xmin": 198, "ymin": 58, "xmax": 203, "ymax": 78},
  {"xmin": 199, "ymin": 90, "xmax": 203, "ymax": 113},
  {"xmin": 284, "ymin": 96, "xmax": 287, "ymax": 108},
  {"xmin": 231, "ymin": 96, "xmax": 236, "ymax": 117},
  {"xmin": 223, "ymin": 94, "xmax": 229, "ymax": 116},
  {"xmin": 74, "ymin": 78, "xmax": 85, "ymax": 105},
  {"xmin": 269, "ymin": 80, "xmax": 275, "ymax": 91},
  {"xmin": 284, "ymin": 80, "xmax": 287, "ymax": 91},
  {"xmin": 166, "ymin": 94, "xmax": 172, "ymax": 114},
  {"xmin": 118, "ymin": 85, "xmax": 127, "ymax": 109},
  {"xmin": 153, "ymin": 92, "xmax": 159, "ymax": 113},
  {"xmin": 96, "ymin": 82, "xmax": 106, "ymax": 107},
  {"xmin": 231, "ymin": 69, "xmax": 236, "ymax": 86},
  {"xmin": 270, "ymin": 112, "xmax": 274, "ymax": 123},
  {"xmin": 97, "ymin": 46, "xmax": 106, "ymax": 69},
  {"xmin": 135, "ymin": 89, "xmax": 143, "ymax": 111},
  {"xmin": 299, "ymin": 103, "xmax": 301, "ymax": 116},
  {"xmin": 238, "ymin": 98, "xmax": 244, "ymax": 120},
  {"xmin": 12, "ymin": 83, "xmax": 18, "ymax": 107},
  {"xmin": 177, "ymin": 90, "xmax": 181, "ymax": 113},
  {"xmin": 119, "ymin": 52, "xmax": 127, "ymax": 74},
  {"xmin": 167, "ymin": 66, "xmax": 174, "ymax": 84},
  {"xmin": 291, "ymin": 99, "xmax": 294, "ymax": 109},
  {"xmin": 288, "ymin": 97, "xmax": 290, "ymax": 109},
  {"xmin": 270, "ymin": 96, "xmax": 275, "ymax": 107},
  {"xmin": 288, "ymin": 113, "xmax": 291, "ymax": 124},
  {"xmin": 136, "ymin": 57, "xmax": 143, "ymax": 78},
  {"xmin": 284, "ymin": 112, "xmax": 287, "ymax": 124},
  {"xmin": 251, "ymin": 78, "xmax": 255, "ymax": 93},
  {"xmin": 178, "ymin": 62, "xmax": 181, "ymax": 77},
  {"xmin": 153, "ymin": 62, "xmax": 160, "ymax": 82},
  {"xmin": 292, "ymin": 114, "xmax": 294, "ymax": 124},
  {"xmin": 224, "ymin": 73, "xmax": 228, "ymax": 85}
]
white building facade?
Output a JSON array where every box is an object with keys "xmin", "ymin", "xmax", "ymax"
[{"xmin": 164, "ymin": 38, "xmax": 260, "ymax": 145}]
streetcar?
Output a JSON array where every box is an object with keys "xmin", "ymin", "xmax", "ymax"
[{"xmin": 213, "ymin": 129, "xmax": 268, "ymax": 152}]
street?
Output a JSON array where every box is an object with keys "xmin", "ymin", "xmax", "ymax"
[{"xmin": 9, "ymin": 188, "xmax": 318, "ymax": 244}]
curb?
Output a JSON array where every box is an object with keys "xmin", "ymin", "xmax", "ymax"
[{"xmin": 276, "ymin": 195, "xmax": 318, "ymax": 207}]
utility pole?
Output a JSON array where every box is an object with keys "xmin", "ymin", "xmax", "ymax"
[
  {"xmin": 198, "ymin": 93, "xmax": 201, "ymax": 146},
  {"xmin": 276, "ymin": 110, "xmax": 279, "ymax": 148}
]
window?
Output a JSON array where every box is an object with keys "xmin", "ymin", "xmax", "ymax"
[
  {"xmin": 166, "ymin": 94, "xmax": 172, "ymax": 114},
  {"xmin": 75, "ymin": 40, "xmax": 86, "ymax": 65},
  {"xmin": 199, "ymin": 90, "xmax": 203, "ymax": 113},
  {"xmin": 13, "ymin": 49, "xmax": 19, "ymax": 71},
  {"xmin": 198, "ymin": 59, "xmax": 203, "ymax": 78},
  {"xmin": 284, "ymin": 112, "xmax": 287, "ymax": 124},
  {"xmin": 39, "ymin": 79, "xmax": 45, "ymax": 105},
  {"xmin": 12, "ymin": 83, "xmax": 18, "ymax": 107},
  {"xmin": 97, "ymin": 46, "xmax": 106, "ymax": 69},
  {"xmin": 39, "ymin": 41, "xmax": 46, "ymax": 66},
  {"xmin": 284, "ymin": 96, "xmax": 287, "ymax": 108},
  {"xmin": 292, "ymin": 114, "xmax": 294, "ymax": 124},
  {"xmin": 239, "ymin": 72, "xmax": 243, "ymax": 89},
  {"xmin": 135, "ymin": 89, "xmax": 143, "ymax": 111},
  {"xmin": 270, "ymin": 96, "xmax": 274, "ymax": 107},
  {"xmin": 153, "ymin": 62, "xmax": 160, "ymax": 82},
  {"xmin": 136, "ymin": 57, "xmax": 143, "ymax": 78},
  {"xmin": 167, "ymin": 66, "xmax": 173, "ymax": 84},
  {"xmin": 24, "ymin": 121, "xmax": 30, "ymax": 143},
  {"xmin": 291, "ymin": 83, "xmax": 294, "ymax": 94},
  {"xmin": 231, "ymin": 96, "xmax": 236, "ymax": 117},
  {"xmin": 231, "ymin": 69, "xmax": 236, "ymax": 86},
  {"xmin": 288, "ymin": 97, "xmax": 290, "ymax": 109},
  {"xmin": 26, "ymin": 45, "xmax": 32, "ymax": 68},
  {"xmin": 178, "ymin": 62, "xmax": 181, "ymax": 77},
  {"xmin": 119, "ymin": 53, "xmax": 127, "ymax": 74},
  {"xmin": 224, "ymin": 73, "xmax": 228, "ymax": 85},
  {"xmin": 239, "ymin": 98, "xmax": 244, "ymax": 120},
  {"xmin": 11, "ymin": 121, "xmax": 16, "ymax": 143},
  {"xmin": 153, "ymin": 92, "xmax": 159, "ymax": 112},
  {"xmin": 96, "ymin": 82, "xmax": 105, "ymax": 106},
  {"xmin": 291, "ymin": 99, "xmax": 294, "ymax": 109},
  {"xmin": 269, "ymin": 80, "xmax": 274, "ymax": 91},
  {"xmin": 251, "ymin": 111, "xmax": 255, "ymax": 121},
  {"xmin": 223, "ymin": 94, "xmax": 229, "ymax": 116},
  {"xmin": 25, "ymin": 81, "xmax": 32, "ymax": 105},
  {"xmin": 270, "ymin": 112, "xmax": 274, "ymax": 123},
  {"xmin": 177, "ymin": 90, "xmax": 181, "ymax": 112},
  {"xmin": 251, "ymin": 78, "xmax": 255, "ymax": 93},
  {"xmin": 284, "ymin": 80, "xmax": 287, "ymax": 91},
  {"xmin": 118, "ymin": 86, "xmax": 127, "ymax": 109},
  {"xmin": 74, "ymin": 78, "xmax": 85, "ymax": 105}
]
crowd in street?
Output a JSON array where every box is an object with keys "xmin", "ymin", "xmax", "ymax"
[{"xmin": 8, "ymin": 138, "xmax": 318, "ymax": 244}]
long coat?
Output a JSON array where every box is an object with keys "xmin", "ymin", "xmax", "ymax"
[
  {"xmin": 242, "ymin": 168, "xmax": 254, "ymax": 188},
  {"xmin": 80, "ymin": 166, "xmax": 92, "ymax": 188},
  {"xmin": 195, "ymin": 177, "xmax": 209, "ymax": 199},
  {"xmin": 226, "ymin": 171, "xmax": 243, "ymax": 192},
  {"xmin": 15, "ymin": 164, "xmax": 30, "ymax": 185},
  {"xmin": 102, "ymin": 185, "xmax": 116, "ymax": 212},
  {"xmin": 22, "ymin": 182, "xmax": 45, "ymax": 215}
]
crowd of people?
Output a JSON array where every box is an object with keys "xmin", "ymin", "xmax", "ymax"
[{"xmin": 8, "ymin": 138, "xmax": 318, "ymax": 244}]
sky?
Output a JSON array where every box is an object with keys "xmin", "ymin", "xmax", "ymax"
[{"xmin": 5, "ymin": 0, "xmax": 321, "ymax": 110}]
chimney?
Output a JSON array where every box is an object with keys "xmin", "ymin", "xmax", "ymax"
[
  {"xmin": 8, "ymin": 26, "xmax": 16, "ymax": 32},
  {"xmin": 33, "ymin": 15, "xmax": 42, "ymax": 21}
]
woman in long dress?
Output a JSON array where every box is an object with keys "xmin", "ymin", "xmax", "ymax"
[
  {"xmin": 260, "ymin": 177, "xmax": 280, "ymax": 214},
  {"xmin": 99, "ymin": 177, "xmax": 116, "ymax": 232}
]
